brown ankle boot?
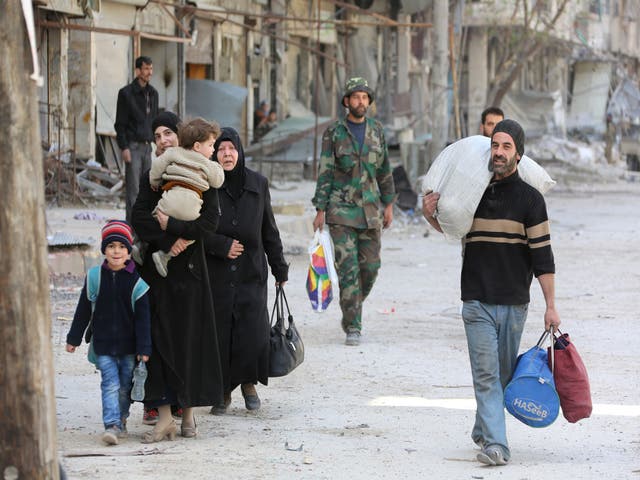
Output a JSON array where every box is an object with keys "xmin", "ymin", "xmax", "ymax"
[{"xmin": 241, "ymin": 383, "xmax": 260, "ymax": 411}]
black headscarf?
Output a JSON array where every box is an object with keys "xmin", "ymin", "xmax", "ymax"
[
  {"xmin": 214, "ymin": 127, "xmax": 246, "ymax": 199},
  {"xmin": 151, "ymin": 111, "xmax": 180, "ymax": 134}
]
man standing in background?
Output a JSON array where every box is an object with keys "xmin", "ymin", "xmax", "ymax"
[
  {"xmin": 115, "ymin": 56, "xmax": 159, "ymax": 223},
  {"xmin": 480, "ymin": 107, "xmax": 504, "ymax": 137},
  {"xmin": 312, "ymin": 77, "xmax": 396, "ymax": 347}
]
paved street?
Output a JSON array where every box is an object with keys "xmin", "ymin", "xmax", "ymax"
[{"xmin": 50, "ymin": 179, "xmax": 640, "ymax": 479}]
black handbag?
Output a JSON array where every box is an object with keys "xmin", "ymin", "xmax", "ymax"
[{"xmin": 269, "ymin": 285, "xmax": 304, "ymax": 377}]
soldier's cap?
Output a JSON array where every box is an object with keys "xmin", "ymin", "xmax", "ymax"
[
  {"xmin": 491, "ymin": 119, "xmax": 525, "ymax": 158},
  {"xmin": 343, "ymin": 77, "xmax": 374, "ymax": 104}
]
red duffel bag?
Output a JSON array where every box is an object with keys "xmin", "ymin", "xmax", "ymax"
[{"xmin": 548, "ymin": 331, "xmax": 592, "ymax": 423}]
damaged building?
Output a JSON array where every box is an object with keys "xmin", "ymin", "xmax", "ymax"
[{"xmin": 33, "ymin": 0, "xmax": 640, "ymax": 201}]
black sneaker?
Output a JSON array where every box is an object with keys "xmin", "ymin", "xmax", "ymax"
[{"xmin": 345, "ymin": 330, "xmax": 361, "ymax": 346}]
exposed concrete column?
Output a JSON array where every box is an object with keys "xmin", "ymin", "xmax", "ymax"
[
  {"xmin": 381, "ymin": 26, "xmax": 393, "ymax": 124},
  {"xmin": 326, "ymin": 44, "xmax": 337, "ymax": 118},
  {"xmin": 68, "ymin": 29, "xmax": 96, "ymax": 159},
  {"xmin": 213, "ymin": 23, "xmax": 222, "ymax": 82},
  {"xmin": 548, "ymin": 55, "xmax": 567, "ymax": 136},
  {"xmin": 467, "ymin": 27, "xmax": 488, "ymax": 136},
  {"xmin": 396, "ymin": 14, "xmax": 411, "ymax": 95},
  {"xmin": 428, "ymin": 0, "xmax": 449, "ymax": 166},
  {"xmin": 298, "ymin": 38, "xmax": 311, "ymax": 110},
  {"xmin": 47, "ymin": 26, "xmax": 70, "ymax": 151},
  {"xmin": 273, "ymin": 1, "xmax": 288, "ymax": 119},
  {"xmin": 246, "ymin": 27, "xmax": 254, "ymax": 144}
]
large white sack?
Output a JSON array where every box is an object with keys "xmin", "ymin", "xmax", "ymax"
[
  {"xmin": 421, "ymin": 136, "xmax": 492, "ymax": 240},
  {"xmin": 421, "ymin": 135, "xmax": 555, "ymax": 240},
  {"xmin": 518, "ymin": 155, "xmax": 556, "ymax": 194}
]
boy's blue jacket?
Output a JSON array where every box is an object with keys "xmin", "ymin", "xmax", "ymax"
[{"xmin": 66, "ymin": 260, "xmax": 151, "ymax": 357}]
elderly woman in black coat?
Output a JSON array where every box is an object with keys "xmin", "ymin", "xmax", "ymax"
[{"xmin": 207, "ymin": 127, "xmax": 288, "ymax": 413}]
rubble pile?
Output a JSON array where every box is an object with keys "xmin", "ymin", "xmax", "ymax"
[{"xmin": 43, "ymin": 143, "xmax": 123, "ymax": 203}]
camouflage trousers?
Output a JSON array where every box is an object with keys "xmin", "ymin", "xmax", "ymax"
[{"xmin": 328, "ymin": 224, "xmax": 381, "ymax": 333}]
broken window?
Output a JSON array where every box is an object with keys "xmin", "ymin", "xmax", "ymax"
[{"xmin": 523, "ymin": 50, "xmax": 550, "ymax": 93}]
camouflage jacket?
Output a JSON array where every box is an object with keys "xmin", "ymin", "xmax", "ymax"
[{"xmin": 312, "ymin": 116, "xmax": 396, "ymax": 229}]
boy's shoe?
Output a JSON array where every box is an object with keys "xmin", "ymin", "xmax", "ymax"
[
  {"xmin": 171, "ymin": 406, "xmax": 183, "ymax": 419},
  {"xmin": 152, "ymin": 250, "xmax": 171, "ymax": 277},
  {"xmin": 102, "ymin": 426, "xmax": 120, "ymax": 446},
  {"xmin": 477, "ymin": 446, "xmax": 508, "ymax": 466},
  {"xmin": 345, "ymin": 330, "xmax": 361, "ymax": 346},
  {"xmin": 143, "ymin": 407, "xmax": 159, "ymax": 425}
]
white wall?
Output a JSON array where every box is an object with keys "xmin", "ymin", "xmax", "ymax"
[
  {"xmin": 94, "ymin": 2, "xmax": 135, "ymax": 135},
  {"xmin": 95, "ymin": 1, "xmax": 179, "ymax": 134},
  {"xmin": 466, "ymin": 27, "xmax": 489, "ymax": 135},
  {"xmin": 567, "ymin": 61, "xmax": 611, "ymax": 133}
]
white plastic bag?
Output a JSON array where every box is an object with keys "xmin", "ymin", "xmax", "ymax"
[
  {"xmin": 317, "ymin": 230, "xmax": 339, "ymax": 287},
  {"xmin": 306, "ymin": 230, "xmax": 339, "ymax": 312},
  {"xmin": 422, "ymin": 135, "xmax": 555, "ymax": 240}
]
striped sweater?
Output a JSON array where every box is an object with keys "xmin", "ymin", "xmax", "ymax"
[{"xmin": 461, "ymin": 171, "xmax": 555, "ymax": 305}]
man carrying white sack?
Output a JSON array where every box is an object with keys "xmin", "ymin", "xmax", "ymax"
[{"xmin": 422, "ymin": 119, "xmax": 561, "ymax": 467}]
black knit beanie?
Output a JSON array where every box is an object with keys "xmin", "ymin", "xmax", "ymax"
[
  {"xmin": 492, "ymin": 119, "xmax": 525, "ymax": 157},
  {"xmin": 151, "ymin": 111, "xmax": 180, "ymax": 135}
]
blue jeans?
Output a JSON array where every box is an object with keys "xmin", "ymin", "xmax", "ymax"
[
  {"xmin": 462, "ymin": 300, "xmax": 528, "ymax": 460},
  {"xmin": 95, "ymin": 354, "xmax": 136, "ymax": 429}
]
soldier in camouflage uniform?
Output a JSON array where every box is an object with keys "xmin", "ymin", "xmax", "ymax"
[{"xmin": 312, "ymin": 77, "xmax": 396, "ymax": 346}]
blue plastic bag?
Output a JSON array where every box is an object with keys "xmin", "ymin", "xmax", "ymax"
[{"xmin": 504, "ymin": 331, "xmax": 560, "ymax": 428}]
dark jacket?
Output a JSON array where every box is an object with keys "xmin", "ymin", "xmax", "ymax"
[
  {"xmin": 114, "ymin": 79, "xmax": 158, "ymax": 149},
  {"xmin": 207, "ymin": 168, "xmax": 289, "ymax": 285},
  {"xmin": 67, "ymin": 260, "xmax": 151, "ymax": 357},
  {"xmin": 461, "ymin": 171, "xmax": 555, "ymax": 305},
  {"xmin": 131, "ymin": 171, "xmax": 224, "ymax": 407},
  {"xmin": 207, "ymin": 128, "xmax": 288, "ymax": 391}
]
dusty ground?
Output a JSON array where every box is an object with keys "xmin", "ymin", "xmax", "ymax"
[{"xmin": 49, "ymin": 176, "xmax": 640, "ymax": 479}]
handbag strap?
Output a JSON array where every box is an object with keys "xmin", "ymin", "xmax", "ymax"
[
  {"xmin": 270, "ymin": 286, "xmax": 283, "ymax": 329},
  {"xmin": 280, "ymin": 286, "xmax": 293, "ymax": 324},
  {"xmin": 535, "ymin": 330, "xmax": 550, "ymax": 348},
  {"xmin": 549, "ymin": 330, "xmax": 554, "ymax": 374},
  {"xmin": 536, "ymin": 330, "xmax": 554, "ymax": 373},
  {"xmin": 271, "ymin": 285, "xmax": 293, "ymax": 329}
]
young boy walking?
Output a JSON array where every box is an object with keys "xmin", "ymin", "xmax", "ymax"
[
  {"xmin": 148, "ymin": 117, "xmax": 224, "ymax": 276},
  {"xmin": 66, "ymin": 220, "xmax": 152, "ymax": 445}
]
